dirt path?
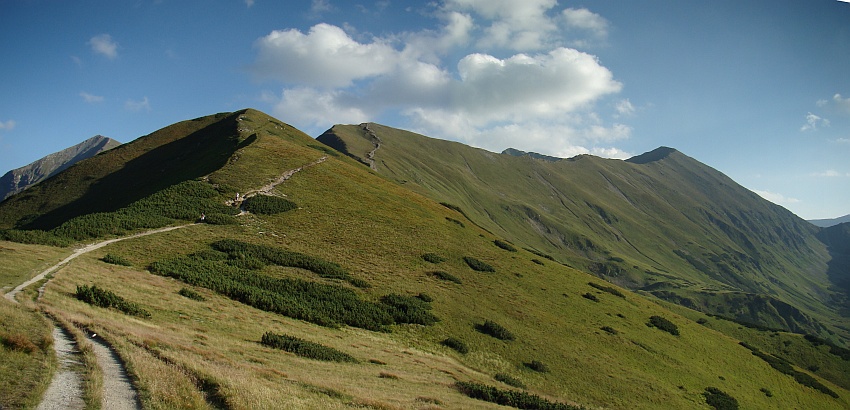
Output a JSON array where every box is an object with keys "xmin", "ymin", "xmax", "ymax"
[
  {"xmin": 231, "ymin": 155, "xmax": 327, "ymax": 208},
  {"xmin": 4, "ymin": 224, "xmax": 193, "ymax": 410},
  {"xmin": 362, "ymin": 123, "xmax": 381, "ymax": 171},
  {"xmin": 36, "ymin": 325, "xmax": 85, "ymax": 410}
]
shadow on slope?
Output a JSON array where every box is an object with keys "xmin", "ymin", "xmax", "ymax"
[{"xmin": 14, "ymin": 112, "xmax": 251, "ymax": 230}]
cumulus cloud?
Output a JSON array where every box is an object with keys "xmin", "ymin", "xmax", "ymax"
[
  {"xmin": 800, "ymin": 112, "xmax": 829, "ymax": 131},
  {"xmin": 0, "ymin": 119, "xmax": 15, "ymax": 131},
  {"xmin": 256, "ymin": 0, "xmax": 629, "ymax": 159},
  {"xmin": 245, "ymin": 0, "xmax": 255, "ymax": 8},
  {"xmin": 309, "ymin": 0, "xmax": 331, "ymax": 14},
  {"xmin": 831, "ymin": 93, "xmax": 850, "ymax": 115},
  {"xmin": 754, "ymin": 190, "xmax": 801, "ymax": 206},
  {"xmin": 88, "ymin": 34, "xmax": 118, "ymax": 59},
  {"xmin": 125, "ymin": 97, "xmax": 151, "ymax": 112},
  {"xmin": 80, "ymin": 92, "xmax": 104, "ymax": 103},
  {"xmin": 251, "ymin": 24, "xmax": 401, "ymax": 87}
]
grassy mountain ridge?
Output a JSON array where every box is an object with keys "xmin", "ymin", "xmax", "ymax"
[
  {"xmin": 317, "ymin": 123, "xmax": 844, "ymax": 342},
  {"xmin": 2, "ymin": 109, "xmax": 849, "ymax": 408}
]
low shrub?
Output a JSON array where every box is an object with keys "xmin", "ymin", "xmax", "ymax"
[
  {"xmin": 203, "ymin": 213, "xmax": 238, "ymax": 225},
  {"xmin": 738, "ymin": 341, "xmax": 838, "ymax": 397},
  {"xmin": 581, "ymin": 293, "xmax": 599, "ymax": 302},
  {"xmin": 523, "ymin": 247, "xmax": 555, "ymax": 261},
  {"xmin": 760, "ymin": 387, "xmax": 773, "ymax": 397},
  {"xmin": 455, "ymin": 381, "xmax": 580, "ymax": 410},
  {"xmin": 531, "ymin": 259, "xmax": 545, "ymax": 266},
  {"xmin": 494, "ymin": 240, "xmax": 517, "ymax": 252},
  {"xmin": 242, "ymin": 195, "xmax": 297, "ymax": 215},
  {"xmin": 422, "ymin": 253, "xmax": 446, "ymax": 263},
  {"xmin": 75, "ymin": 285, "xmax": 150, "ymax": 318},
  {"xmin": 379, "ymin": 294, "xmax": 439, "ymax": 326},
  {"xmin": 102, "ymin": 254, "xmax": 132, "ymax": 266},
  {"xmin": 441, "ymin": 337, "xmax": 469, "ymax": 354},
  {"xmin": 260, "ymin": 331, "xmax": 357, "ymax": 363},
  {"xmin": 378, "ymin": 372, "xmax": 399, "ymax": 380},
  {"xmin": 587, "ymin": 282, "xmax": 625, "ymax": 298},
  {"xmin": 446, "ymin": 217, "xmax": 465, "ymax": 227},
  {"xmin": 495, "ymin": 373, "xmax": 526, "ymax": 388},
  {"xmin": 178, "ymin": 288, "xmax": 206, "ymax": 301},
  {"xmin": 415, "ymin": 292, "xmax": 433, "ymax": 303},
  {"xmin": 601, "ymin": 326, "xmax": 619, "ymax": 335},
  {"xmin": 647, "ymin": 315, "xmax": 679, "ymax": 336},
  {"xmin": 476, "ymin": 320, "xmax": 514, "ymax": 341},
  {"xmin": 697, "ymin": 318, "xmax": 709, "ymax": 325},
  {"xmin": 464, "ymin": 257, "xmax": 495, "ymax": 272},
  {"xmin": 430, "ymin": 270, "xmax": 462, "ymax": 284},
  {"xmin": 703, "ymin": 387, "xmax": 738, "ymax": 410},
  {"xmin": 524, "ymin": 360, "xmax": 549, "ymax": 373}
]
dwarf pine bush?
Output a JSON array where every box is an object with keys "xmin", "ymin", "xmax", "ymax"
[
  {"xmin": 261, "ymin": 331, "xmax": 357, "ymax": 363},
  {"xmin": 494, "ymin": 240, "xmax": 517, "ymax": 252},
  {"xmin": 75, "ymin": 285, "xmax": 150, "ymax": 318},
  {"xmin": 422, "ymin": 253, "xmax": 447, "ymax": 263},
  {"xmin": 476, "ymin": 320, "xmax": 514, "ymax": 341},
  {"xmin": 102, "ymin": 254, "xmax": 132, "ymax": 266},
  {"xmin": 647, "ymin": 315, "xmax": 679, "ymax": 336},
  {"xmin": 441, "ymin": 337, "xmax": 469, "ymax": 354},
  {"xmin": 430, "ymin": 270, "xmax": 462, "ymax": 284},
  {"xmin": 703, "ymin": 387, "xmax": 738, "ymax": 410},
  {"xmin": 494, "ymin": 373, "xmax": 526, "ymax": 388},
  {"xmin": 455, "ymin": 381, "xmax": 580, "ymax": 410},
  {"xmin": 464, "ymin": 257, "xmax": 495, "ymax": 272}
]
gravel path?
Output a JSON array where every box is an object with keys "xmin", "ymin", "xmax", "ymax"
[
  {"xmin": 36, "ymin": 325, "xmax": 84, "ymax": 410},
  {"xmin": 87, "ymin": 333, "xmax": 141, "ymax": 410},
  {"xmin": 4, "ymin": 224, "xmax": 193, "ymax": 409}
]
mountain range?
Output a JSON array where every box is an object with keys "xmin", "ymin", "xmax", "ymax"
[{"xmin": 1, "ymin": 109, "xmax": 848, "ymax": 409}]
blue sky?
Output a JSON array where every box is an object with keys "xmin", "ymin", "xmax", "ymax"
[{"xmin": 0, "ymin": 0, "xmax": 848, "ymax": 219}]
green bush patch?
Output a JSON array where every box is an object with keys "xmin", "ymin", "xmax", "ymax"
[
  {"xmin": 101, "ymin": 254, "xmax": 132, "ymax": 266},
  {"xmin": 441, "ymin": 337, "xmax": 469, "ymax": 354},
  {"xmin": 379, "ymin": 294, "xmax": 439, "ymax": 326},
  {"xmin": 587, "ymin": 282, "xmax": 625, "ymax": 298},
  {"xmin": 524, "ymin": 360, "xmax": 549, "ymax": 373},
  {"xmin": 476, "ymin": 320, "xmax": 515, "ymax": 341},
  {"xmin": 455, "ymin": 381, "xmax": 580, "ymax": 410},
  {"xmin": 429, "ymin": 270, "xmax": 462, "ymax": 284},
  {"xmin": 242, "ymin": 195, "xmax": 297, "ymax": 215},
  {"xmin": 581, "ymin": 293, "xmax": 599, "ymax": 302},
  {"xmin": 260, "ymin": 331, "xmax": 357, "ymax": 363},
  {"xmin": 178, "ymin": 288, "xmax": 206, "ymax": 301},
  {"xmin": 422, "ymin": 253, "xmax": 447, "ymax": 263},
  {"xmin": 494, "ymin": 373, "xmax": 526, "ymax": 388},
  {"xmin": 494, "ymin": 240, "xmax": 517, "ymax": 252},
  {"xmin": 703, "ymin": 387, "xmax": 738, "ymax": 410},
  {"xmin": 737, "ymin": 341, "xmax": 838, "ymax": 397},
  {"xmin": 75, "ymin": 285, "xmax": 150, "ymax": 318},
  {"xmin": 464, "ymin": 257, "xmax": 495, "ymax": 272},
  {"xmin": 647, "ymin": 315, "xmax": 679, "ymax": 336}
]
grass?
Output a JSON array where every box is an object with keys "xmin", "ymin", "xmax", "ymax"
[
  {"xmin": 0, "ymin": 299, "xmax": 55, "ymax": 409},
  {"xmin": 3, "ymin": 109, "xmax": 849, "ymax": 409}
]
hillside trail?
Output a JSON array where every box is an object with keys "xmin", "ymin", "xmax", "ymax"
[
  {"xmin": 362, "ymin": 123, "xmax": 381, "ymax": 171},
  {"xmin": 4, "ymin": 224, "xmax": 191, "ymax": 410},
  {"xmin": 230, "ymin": 155, "xmax": 327, "ymax": 209}
]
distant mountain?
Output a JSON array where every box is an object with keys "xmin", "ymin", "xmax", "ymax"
[
  {"xmin": 319, "ymin": 123, "xmax": 846, "ymax": 339},
  {"xmin": 811, "ymin": 214, "xmax": 850, "ymax": 228},
  {"xmin": 501, "ymin": 147, "xmax": 563, "ymax": 162},
  {"xmin": 0, "ymin": 135, "xmax": 120, "ymax": 201}
]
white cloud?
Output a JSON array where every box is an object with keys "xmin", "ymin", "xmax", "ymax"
[
  {"xmin": 272, "ymin": 87, "xmax": 368, "ymax": 128},
  {"xmin": 800, "ymin": 112, "xmax": 829, "ymax": 131},
  {"xmin": 245, "ymin": 0, "xmax": 255, "ymax": 7},
  {"xmin": 561, "ymin": 8, "xmax": 609, "ymax": 39},
  {"xmin": 835, "ymin": 137, "xmax": 850, "ymax": 144},
  {"xmin": 811, "ymin": 170, "xmax": 849, "ymax": 177},
  {"xmin": 80, "ymin": 92, "xmax": 104, "ymax": 103},
  {"xmin": 251, "ymin": 24, "xmax": 401, "ymax": 87},
  {"xmin": 88, "ymin": 34, "xmax": 118, "ymax": 59},
  {"xmin": 0, "ymin": 119, "xmax": 15, "ymax": 131},
  {"xmin": 125, "ymin": 97, "xmax": 151, "ymax": 112},
  {"xmin": 832, "ymin": 93, "xmax": 850, "ymax": 115},
  {"xmin": 253, "ymin": 1, "xmax": 628, "ymax": 159},
  {"xmin": 754, "ymin": 190, "xmax": 801, "ymax": 206},
  {"xmin": 310, "ymin": 0, "xmax": 331, "ymax": 14}
]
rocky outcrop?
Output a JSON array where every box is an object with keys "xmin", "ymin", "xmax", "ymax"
[{"xmin": 0, "ymin": 135, "xmax": 120, "ymax": 201}]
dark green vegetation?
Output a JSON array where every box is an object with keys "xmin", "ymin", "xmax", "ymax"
[
  {"xmin": 739, "ymin": 341, "xmax": 838, "ymax": 398},
  {"xmin": 463, "ymin": 256, "xmax": 495, "ymax": 272},
  {"xmin": 260, "ymin": 331, "xmax": 358, "ymax": 363},
  {"xmin": 320, "ymin": 123, "xmax": 849, "ymax": 344},
  {"xmin": 102, "ymin": 253, "xmax": 132, "ymax": 266},
  {"xmin": 588, "ymin": 282, "xmax": 625, "ymax": 298},
  {"xmin": 494, "ymin": 373, "xmax": 526, "ymax": 388},
  {"xmin": 75, "ymin": 284, "xmax": 151, "ymax": 318},
  {"xmin": 476, "ymin": 319, "xmax": 515, "ymax": 341},
  {"xmin": 494, "ymin": 239, "xmax": 518, "ymax": 252},
  {"xmin": 429, "ymin": 270, "xmax": 462, "ymax": 284},
  {"xmin": 241, "ymin": 194, "xmax": 297, "ymax": 215},
  {"xmin": 149, "ymin": 241, "xmax": 436, "ymax": 331},
  {"xmin": 440, "ymin": 337, "xmax": 468, "ymax": 354},
  {"xmin": 455, "ymin": 381, "xmax": 580, "ymax": 410},
  {"xmin": 524, "ymin": 360, "xmax": 549, "ymax": 373},
  {"xmin": 421, "ymin": 252, "xmax": 446, "ymax": 263},
  {"xmin": 647, "ymin": 315, "xmax": 679, "ymax": 336},
  {"xmin": 178, "ymin": 287, "xmax": 206, "ymax": 301},
  {"xmin": 703, "ymin": 387, "xmax": 738, "ymax": 410}
]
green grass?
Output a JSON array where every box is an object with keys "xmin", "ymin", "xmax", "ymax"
[{"xmin": 0, "ymin": 299, "xmax": 55, "ymax": 409}]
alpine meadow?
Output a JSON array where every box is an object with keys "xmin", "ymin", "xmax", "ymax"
[{"xmin": 0, "ymin": 108, "xmax": 848, "ymax": 409}]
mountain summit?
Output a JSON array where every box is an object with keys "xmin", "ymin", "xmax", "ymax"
[{"xmin": 0, "ymin": 135, "xmax": 120, "ymax": 201}]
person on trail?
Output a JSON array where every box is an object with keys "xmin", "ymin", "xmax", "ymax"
[{"xmin": 199, "ymin": 213, "xmax": 206, "ymax": 222}]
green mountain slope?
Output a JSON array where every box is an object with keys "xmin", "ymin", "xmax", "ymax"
[
  {"xmin": 317, "ymin": 123, "xmax": 846, "ymax": 342},
  {"xmin": 2, "ymin": 109, "xmax": 849, "ymax": 409}
]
